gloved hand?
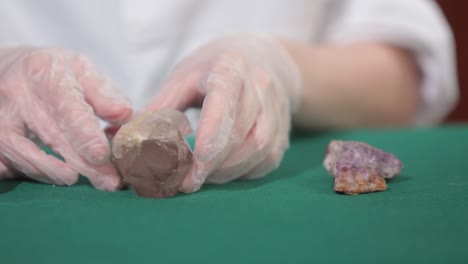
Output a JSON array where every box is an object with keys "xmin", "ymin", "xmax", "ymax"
[
  {"xmin": 0, "ymin": 47, "xmax": 133, "ymax": 191},
  {"xmin": 146, "ymin": 34, "xmax": 302, "ymax": 193}
]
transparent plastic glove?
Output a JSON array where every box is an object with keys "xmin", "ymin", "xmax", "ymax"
[
  {"xmin": 146, "ymin": 34, "xmax": 302, "ymax": 193},
  {"xmin": 0, "ymin": 47, "xmax": 133, "ymax": 191}
]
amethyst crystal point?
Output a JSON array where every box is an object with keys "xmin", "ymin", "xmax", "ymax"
[
  {"xmin": 112, "ymin": 109, "xmax": 194, "ymax": 198},
  {"xmin": 323, "ymin": 140, "xmax": 402, "ymax": 179}
]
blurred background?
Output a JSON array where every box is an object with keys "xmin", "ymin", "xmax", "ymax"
[{"xmin": 436, "ymin": 0, "xmax": 467, "ymax": 122}]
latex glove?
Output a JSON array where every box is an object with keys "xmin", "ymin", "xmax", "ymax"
[
  {"xmin": 0, "ymin": 47, "xmax": 133, "ymax": 191},
  {"xmin": 146, "ymin": 34, "xmax": 302, "ymax": 193}
]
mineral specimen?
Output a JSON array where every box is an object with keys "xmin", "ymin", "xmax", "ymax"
[
  {"xmin": 323, "ymin": 140, "xmax": 402, "ymax": 195},
  {"xmin": 111, "ymin": 109, "xmax": 194, "ymax": 198},
  {"xmin": 334, "ymin": 166, "xmax": 387, "ymax": 195}
]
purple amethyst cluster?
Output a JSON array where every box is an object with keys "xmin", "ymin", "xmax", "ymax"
[
  {"xmin": 323, "ymin": 140, "xmax": 403, "ymax": 195},
  {"xmin": 323, "ymin": 140, "xmax": 402, "ymax": 179}
]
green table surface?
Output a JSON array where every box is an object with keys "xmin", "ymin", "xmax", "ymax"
[{"xmin": 1, "ymin": 125, "xmax": 468, "ymax": 264}]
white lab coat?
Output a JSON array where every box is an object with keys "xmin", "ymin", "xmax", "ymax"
[{"xmin": 0, "ymin": 0, "xmax": 458, "ymax": 127}]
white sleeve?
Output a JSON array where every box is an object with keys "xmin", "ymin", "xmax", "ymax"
[{"xmin": 321, "ymin": 0, "xmax": 459, "ymax": 126}]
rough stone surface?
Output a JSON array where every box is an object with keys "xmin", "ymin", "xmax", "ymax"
[
  {"xmin": 334, "ymin": 166, "xmax": 387, "ymax": 195},
  {"xmin": 111, "ymin": 109, "xmax": 194, "ymax": 198},
  {"xmin": 323, "ymin": 140, "xmax": 402, "ymax": 179},
  {"xmin": 323, "ymin": 140, "xmax": 402, "ymax": 195}
]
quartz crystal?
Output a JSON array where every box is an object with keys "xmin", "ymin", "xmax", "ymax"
[{"xmin": 112, "ymin": 109, "xmax": 194, "ymax": 198}]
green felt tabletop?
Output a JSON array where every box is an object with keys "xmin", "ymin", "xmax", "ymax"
[{"xmin": 1, "ymin": 125, "xmax": 467, "ymax": 264}]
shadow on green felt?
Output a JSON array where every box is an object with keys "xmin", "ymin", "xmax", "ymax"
[
  {"xmin": 386, "ymin": 175, "xmax": 411, "ymax": 184},
  {"xmin": 196, "ymin": 131, "xmax": 340, "ymax": 193},
  {"xmin": 0, "ymin": 179, "xmax": 21, "ymax": 194},
  {"xmin": 0, "ymin": 175, "xmax": 95, "ymax": 195}
]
